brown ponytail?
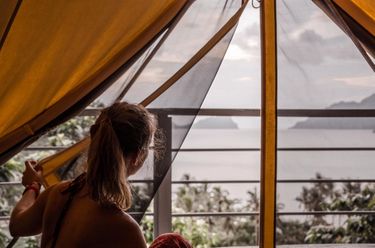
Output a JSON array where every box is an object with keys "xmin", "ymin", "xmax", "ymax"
[{"xmin": 86, "ymin": 103, "xmax": 156, "ymax": 210}]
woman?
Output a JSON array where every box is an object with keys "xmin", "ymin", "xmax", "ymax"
[{"xmin": 10, "ymin": 102, "xmax": 156, "ymax": 247}]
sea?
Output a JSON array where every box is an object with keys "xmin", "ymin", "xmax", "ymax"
[{"xmin": 141, "ymin": 128, "xmax": 375, "ymax": 214}]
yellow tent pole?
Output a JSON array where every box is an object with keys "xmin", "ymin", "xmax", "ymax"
[{"xmin": 259, "ymin": 0, "xmax": 277, "ymax": 247}]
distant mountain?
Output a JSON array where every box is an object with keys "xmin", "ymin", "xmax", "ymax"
[
  {"xmin": 328, "ymin": 94, "xmax": 375, "ymax": 109},
  {"xmin": 293, "ymin": 93, "xmax": 375, "ymax": 129},
  {"xmin": 193, "ymin": 117, "xmax": 239, "ymax": 129}
]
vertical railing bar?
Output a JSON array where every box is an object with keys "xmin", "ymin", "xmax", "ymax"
[{"xmin": 153, "ymin": 114, "xmax": 172, "ymax": 238}]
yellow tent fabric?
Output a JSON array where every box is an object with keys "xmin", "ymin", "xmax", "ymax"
[
  {"xmin": 38, "ymin": 0, "xmax": 249, "ymax": 187},
  {"xmin": 41, "ymin": 138, "xmax": 90, "ymax": 187},
  {"xmin": 334, "ymin": 0, "xmax": 375, "ymax": 36},
  {"xmin": 0, "ymin": 0, "xmax": 186, "ymax": 162},
  {"xmin": 0, "ymin": 0, "xmax": 19, "ymax": 44}
]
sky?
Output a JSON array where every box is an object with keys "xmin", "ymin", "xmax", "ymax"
[
  {"xmin": 174, "ymin": 0, "xmax": 375, "ymax": 207},
  {"xmin": 203, "ymin": 0, "xmax": 375, "ymax": 112},
  {"xmin": 98, "ymin": 0, "xmax": 375, "ymax": 129},
  {"xmin": 102, "ymin": 0, "xmax": 375, "ymax": 210}
]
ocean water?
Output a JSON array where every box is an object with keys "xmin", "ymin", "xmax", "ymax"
[{"xmin": 168, "ymin": 128, "xmax": 375, "ymax": 212}]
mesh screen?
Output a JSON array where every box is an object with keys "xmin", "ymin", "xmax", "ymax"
[
  {"xmin": 43, "ymin": 0, "xmax": 244, "ymax": 222},
  {"xmin": 276, "ymin": 0, "xmax": 375, "ymax": 244},
  {"xmin": 277, "ymin": 0, "xmax": 375, "ymax": 110}
]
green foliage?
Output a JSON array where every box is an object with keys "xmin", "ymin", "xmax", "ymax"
[
  {"xmin": 5, "ymin": 167, "xmax": 374, "ymax": 247},
  {"xmin": 0, "ymin": 225, "xmax": 9, "ymax": 246},
  {"xmin": 174, "ymin": 175, "xmax": 238, "ymax": 213},
  {"xmin": 296, "ymin": 173, "xmax": 340, "ymax": 225},
  {"xmin": 139, "ymin": 176, "xmax": 259, "ymax": 247},
  {"xmin": 172, "ymin": 175, "xmax": 258, "ymax": 247},
  {"xmin": 344, "ymin": 215, "xmax": 375, "ymax": 243},
  {"xmin": 276, "ymin": 219, "xmax": 311, "ymax": 244},
  {"xmin": 140, "ymin": 217, "xmax": 154, "ymax": 244},
  {"xmin": 173, "ymin": 218, "xmax": 214, "ymax": 248},
  {"xmin": 296, "ymin": 174, "xmax": 375, "ymax": 244},
  {"xmin": 12, "ymin": 236, "xmax": 40, "ymax": 248},
  {"xmin": 305, "ymin": 225, "xmax": 347, "ymax": 243},
  {"xmin": 43, "ymin": 116, "xmax": 95, "ymax": 146}
]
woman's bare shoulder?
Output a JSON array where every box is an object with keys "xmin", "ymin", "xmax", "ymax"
[
  {"xmin": 88, "ymin": 210, "xmax": 147, "ymax": 247},
  {"xmin": 111, "ymin": 211, "xmax": 143, "ymax": 233},
  {"xmin": 116, "ymin": 212, "xmax": 146, "ymax": 247},
  {"xmin": 111, "ymin": 210, "xmax": 139, "ymax": 227}
]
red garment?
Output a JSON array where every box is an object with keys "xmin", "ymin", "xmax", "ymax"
[{"xmin": 150, "ymin": 233, "xmax": 192, "ymax": 248}]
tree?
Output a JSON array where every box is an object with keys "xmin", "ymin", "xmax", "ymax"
[
  {"xmin": 296, "ymin": 175, "xmax": 375, "ymax": 243},
  {"xmin": 296, "ymin": 173, "xmax": 339, "ymax": 225},
  {"xmin": 172, "ymin": 174, "xmax": 258, "ymax": 247}
]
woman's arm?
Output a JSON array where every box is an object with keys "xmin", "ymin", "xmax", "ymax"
[{"xmin": 9, "ymin": 160, "xmax": 48, "ymax": 236}]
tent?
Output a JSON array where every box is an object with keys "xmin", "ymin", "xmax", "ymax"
[
  {"xmin": 1, "ymin": 0, "xmax": 248, "ymax": 246},
  {"xmin": 0, "ymin": 0, "xmax": 374, "ymax": 247},
  {"xmin": 0, "ymin": 0, "xmax": 187, "ymax": 164}
]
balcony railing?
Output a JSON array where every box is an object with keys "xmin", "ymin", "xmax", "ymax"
[{"xmin": 1, "ymin": 108, "xmax": 375, "ymax": 242}]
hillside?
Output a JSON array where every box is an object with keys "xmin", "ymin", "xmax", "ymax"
[{"xmin": 293, "ymin": 93, "xmax": 375, "ymax": 129}]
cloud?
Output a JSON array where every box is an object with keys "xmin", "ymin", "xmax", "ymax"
[
  {"xmin": 334, "ymin": 76, "xmax": 375, "ymax": 87},
  {"xmin": 277, "ymin": 0, "xmax": 363, "ymax": 66},
  {"xmin": 225, "ymin": 44, "xmax": 259, "ymax": 61},
  {"xmin": 279, "ymin": 23, "xmax": 360, "ymax": 66},
  {"xmin": 232, "ymin": 22, "xmax": 259, "ymax": 47},
  {"xmin": 237, "ymin": 76, "xmax": 253, "ymax": 81}
]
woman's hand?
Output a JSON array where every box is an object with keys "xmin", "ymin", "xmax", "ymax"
[
  {"xmin": 22, "ymin": 160, "xmax": 43, "ymax": 187},
  {"xmin": 10, "ymin": 160, "xmax": 46, "ymax": 237}
]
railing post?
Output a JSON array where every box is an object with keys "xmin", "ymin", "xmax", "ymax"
[{"xmin": 153, "ymin": 114, "xmax": 172, "ymax": 238}]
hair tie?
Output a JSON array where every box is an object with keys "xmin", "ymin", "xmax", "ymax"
[
  {"xmin": 99, "ymin": 111, "xmax": 112, "ymax": 127},
  {"xmin": 100, "ymin": 116, "xmax": 112, "ymax": 126}
]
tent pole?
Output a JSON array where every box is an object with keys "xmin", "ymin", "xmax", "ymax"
[{"xmin": 259, "ymin": 0, "xmax": 277, "ymax": 247}]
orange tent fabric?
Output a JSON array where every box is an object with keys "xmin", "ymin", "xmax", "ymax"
[
  {"xmin": 0, "ymin": 0, "xmax": 186, "ymax": 164},
  {"xmin": 334, "ymin": 0, "xmax": 375, "ymax": 36}
]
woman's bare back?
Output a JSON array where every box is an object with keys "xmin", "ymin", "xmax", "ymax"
[{"xmin": 41, "ymin": 182, "xmax": 147, "ymax": 248}]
